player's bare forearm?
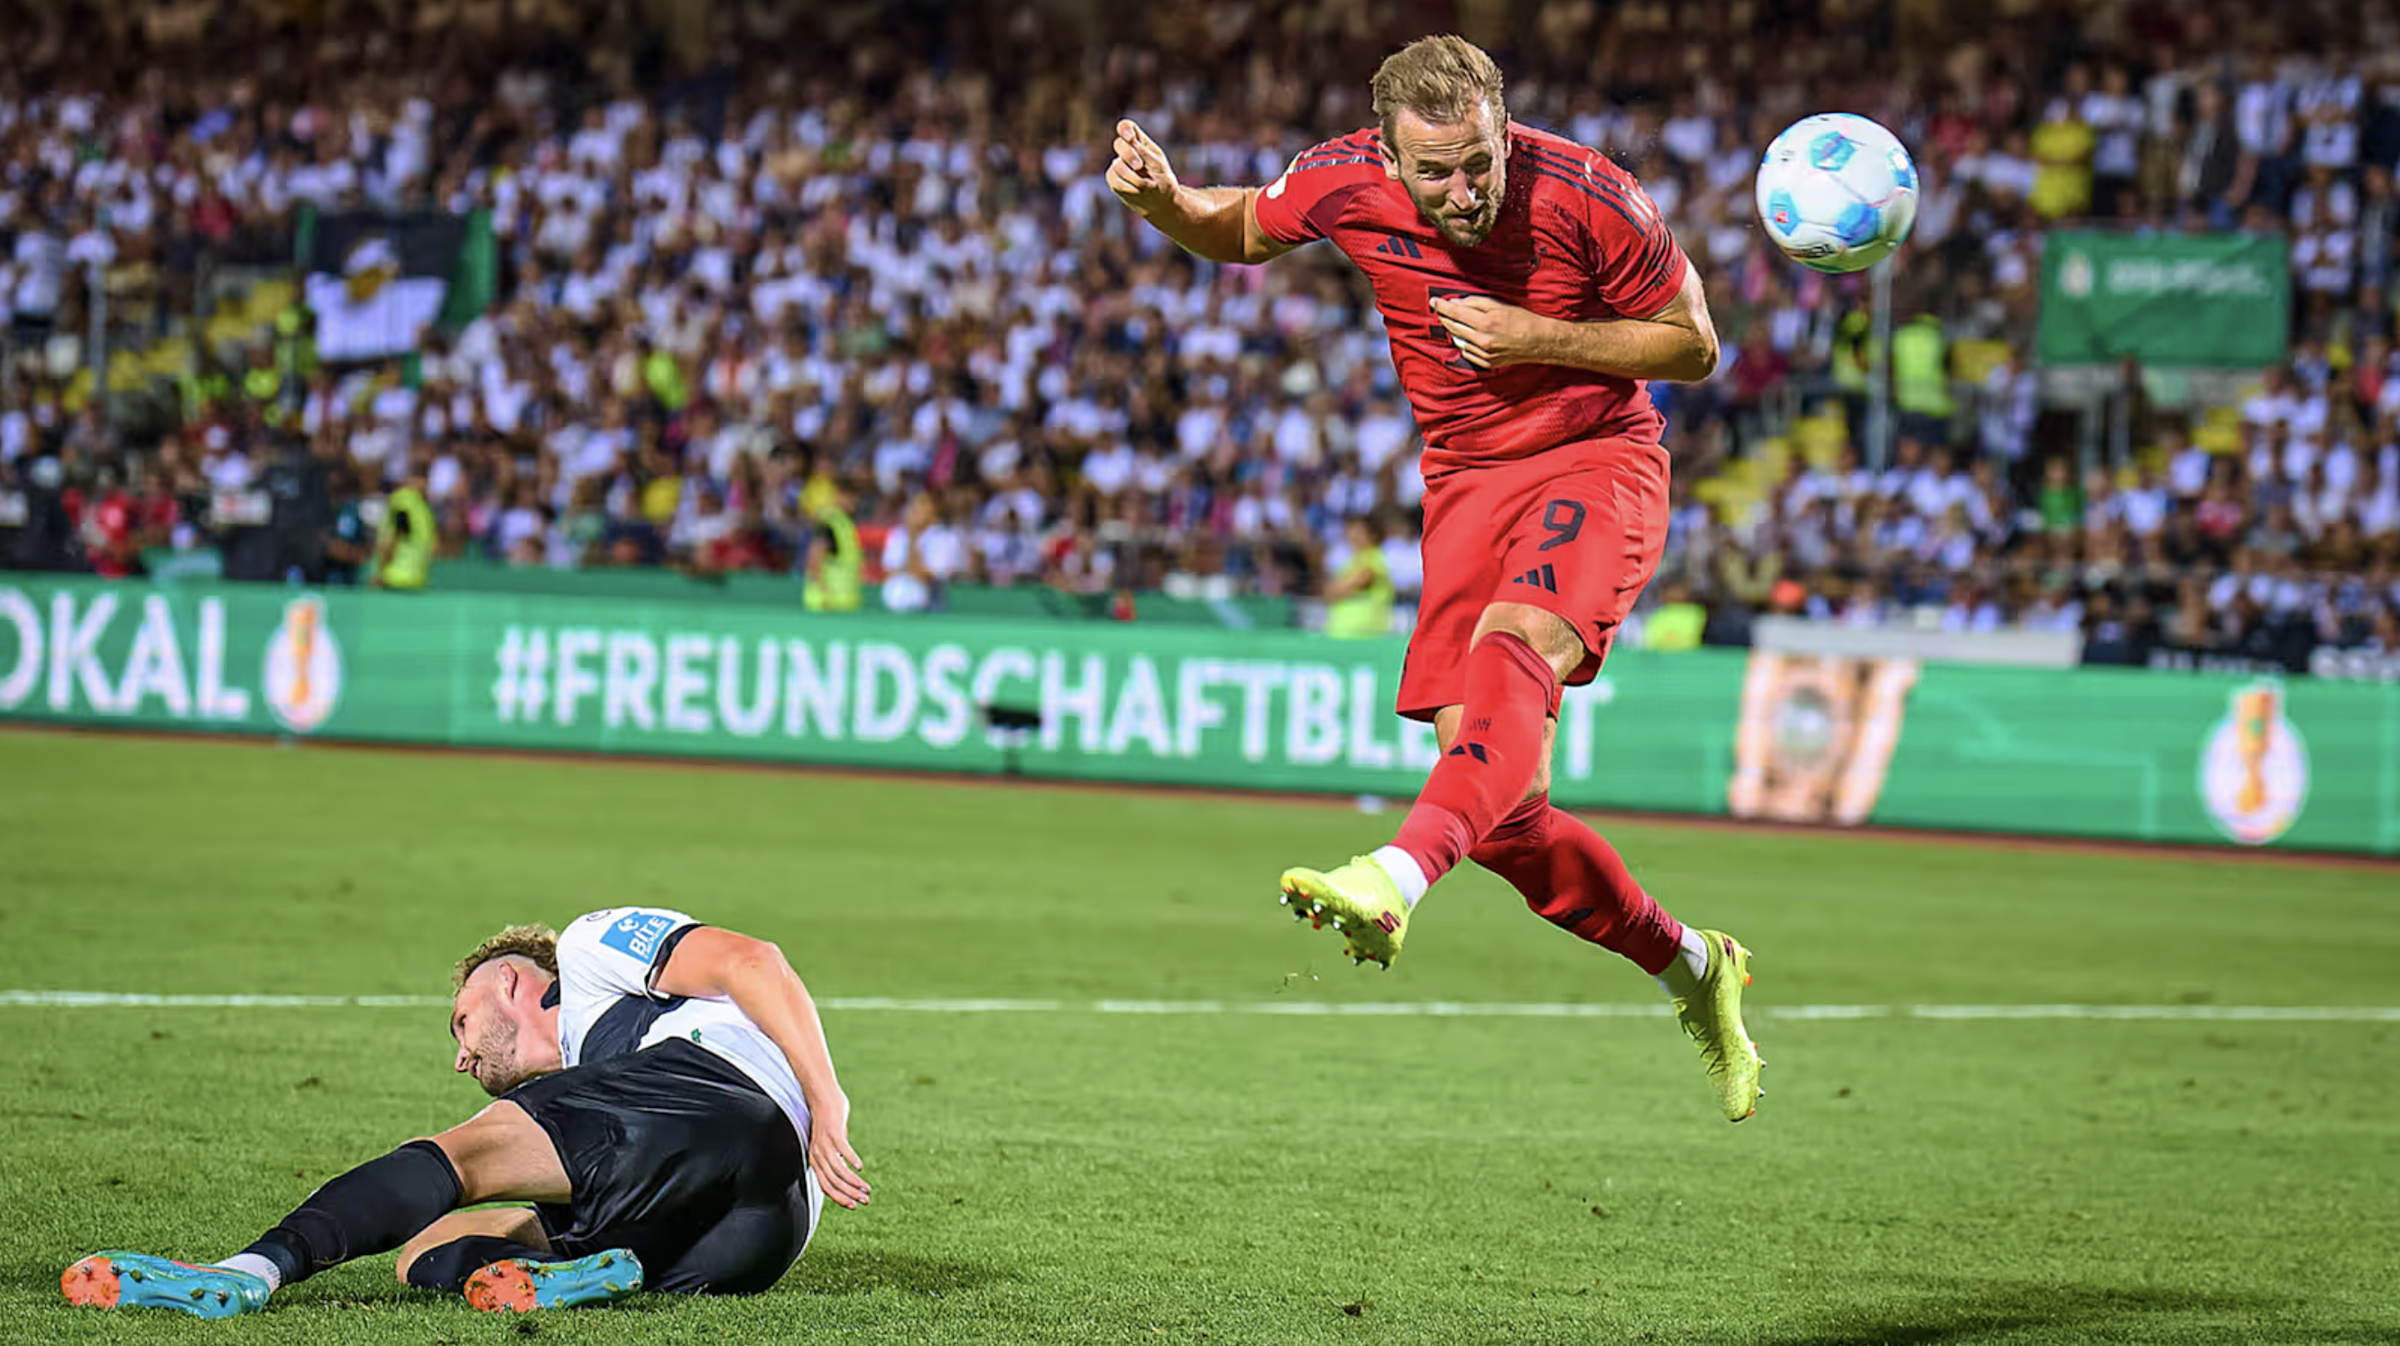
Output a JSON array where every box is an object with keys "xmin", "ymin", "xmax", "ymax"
[
  {"xmin": 677, "ymin": 934, "xmax": 872, "ymax": 1207},
  {"xmin": 1136, "ymin": 185, "xmax": 1281, "ymax": 265},
  {"xmin": 1547, "ymin": 261, "xmax": 1718, "ymax": 381},
  {"xmin": 1533, "ymin": 313, "xmax": 1720, "ymax": 383},
  {"xmin": 722, "ymin": 948, "xmax": 846, "ymax": 1109}
]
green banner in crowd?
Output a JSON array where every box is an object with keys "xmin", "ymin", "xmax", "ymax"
[
  {"xmin": 2036, "ymin": 230, "xmax": 2291, "ymax": 368},
  {"xmin": 1, "ymin": 578, "xmax": 2393, "ymax": 854}
]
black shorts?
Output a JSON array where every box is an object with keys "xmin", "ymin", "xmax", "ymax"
[{"xmin": 505, "ymin": 1038, "xmax": 817, "ymax": 1294}]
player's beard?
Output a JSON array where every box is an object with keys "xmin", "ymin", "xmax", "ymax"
[
  {"xmin": 468, "ymin": 1017, "xmax": 533, "ymax": 1097},
  {"xmin": 1424, "ymin": 163, "xmax": 1505, "ymax": 248}
]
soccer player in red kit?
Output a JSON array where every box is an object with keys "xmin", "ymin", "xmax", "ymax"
[{"xmin": 1107, "ymin": 35, "xmax": 1761, "ymax": 1121}]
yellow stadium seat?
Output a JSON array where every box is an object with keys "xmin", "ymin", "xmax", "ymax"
[
  {"xmin": 1951, "ymin": 338, "xmax": 2012, "ymax": 386},
  {"xmin": 1717, "ymin": 482, "xmax": 1765, "ymax": 520},
  {"xmin": 1793, "ymin": 411, "xmax": 1847, "ymax": 463},
  {"xmin": 2194, "ymin": 404, "xmax": 2242, "ymax": 455}
]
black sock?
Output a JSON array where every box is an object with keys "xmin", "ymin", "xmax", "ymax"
[
  {"xmin": 241, "ymin": 1139, "xmax": 464, "ymax": 1287},
  {"xmin": 404, "ymin": 1236, "xmax": 560, "ymax": 1293}
]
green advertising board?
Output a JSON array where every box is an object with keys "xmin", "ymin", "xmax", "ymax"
[
  {"xmin": 2036, "ymin": 230, "xmax": 2291, "ymax": 368},
  {"xmin": 1, "ymin": 577, "xmax": 2393, "ymax": 854}
]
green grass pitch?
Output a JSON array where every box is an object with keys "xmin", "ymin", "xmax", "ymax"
[{"xmin": 3, "ymin": 730, "xmax": 2396, "ymax": 1345}]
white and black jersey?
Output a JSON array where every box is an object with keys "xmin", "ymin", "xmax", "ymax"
[{"xmin": 548, "ymin": 906, "xmax": 811, "ymax": 1145}]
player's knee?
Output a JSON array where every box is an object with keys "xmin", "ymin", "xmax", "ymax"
[
  {"xmin": 427, "ymin": 1128, "xmax": 500, "ymax": 1204},
  {"xmin": 1474, "ymin": 604, "xmax": 1584, "ymax": 677},
  {"xmin": 1519, "ymin": 743, "xmax": 1554, "ymax": 800},
  {"xmin": 427, "ymin": 1104, "xmax": 570, "ymax": 1205}
]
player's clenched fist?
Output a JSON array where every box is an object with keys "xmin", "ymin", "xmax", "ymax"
[{"xmin": 1106, "ymin": 118, "xmax": 1179, "ymax": 217}]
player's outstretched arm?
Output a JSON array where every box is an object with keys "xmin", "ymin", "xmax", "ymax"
[
  {"xmin": 1432, "ymin": 260, "xmax": 1720, "ymax": 382},
  {"xmin": 653, "ymin": 928, "xmax": 871, "ymax": 1209},
  {"xmin": 1106, "ymin": 118, "xmax": 1295, "ymax": 266}
]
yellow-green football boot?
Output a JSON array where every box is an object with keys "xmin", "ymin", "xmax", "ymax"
[
  {"xmin": 1673, "ymin": 929, "xmax": 1765, "ymax": 1122},
  {"xmin": 1278, "ymin": 856, "xmax": 1409, "ymax": 969}
]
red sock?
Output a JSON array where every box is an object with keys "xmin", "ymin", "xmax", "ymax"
[
  {"xmin": 1469, "ymin": 794, "xmax": 1686, "ymax": 975},
  {"xmin": 1391, "ymin": 632, "xmax": 1558, "ymax": 888}
]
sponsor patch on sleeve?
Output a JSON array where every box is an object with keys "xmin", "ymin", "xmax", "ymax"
[{"xmin": 598, "ymin": 910, "xmax": 681, "ymax": 964}]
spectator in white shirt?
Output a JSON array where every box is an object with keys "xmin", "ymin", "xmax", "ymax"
[
  {"xmin": 2081, "ymin": 65, "xmax": 2144, "ymax": 216},
  {"xmin": 1081, "ymin": 439, "xmax": 1137, "ymax": 498},
  {"xmin": 2117, "ymin": 466, "xmax": 2170, "ymax": 538},
  {"xmin": 2357, "ymin": 458, "xmax": 2400, "ymax": 535},
  {"xmin": 2296, "ymin": 67, "xmax": 2361, "ymax": 170},
  {"xmin": 880, "ymin": 493, "xmax": 966, "ymax": 613}
]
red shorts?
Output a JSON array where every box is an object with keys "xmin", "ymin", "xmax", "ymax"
[{"xmin": 1396, "ymin": 437, "xmax": 1670, "ymax": 723}]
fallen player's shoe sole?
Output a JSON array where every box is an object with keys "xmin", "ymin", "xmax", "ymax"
[
  {"xmin": 465, "ymin": 1249, "xmax": 644, "ymax": 1312},
  {"xmin": 61, "ymin": 1252, "xmax": 269, "ymax": 1318}
]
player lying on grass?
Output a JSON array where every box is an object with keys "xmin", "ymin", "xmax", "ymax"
[
  {"xmin": 63, "ymin": 907, "xmax": 867, "ymax": 1316},
  {"xmin": 1109, "ymin": 35, "xmax": 1762, "ymax": 1121}
]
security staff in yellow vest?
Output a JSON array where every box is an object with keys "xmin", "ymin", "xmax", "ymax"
[
  {"xmin": 1830, "ymin": 308, "xmax": 1874, "ymax": 395},
  {"xmin": 803, "ymin": 483, "xmax": 864, "ymax": 614},
  {"xmin": 1893, "ymin": 313, "xmax": 1955, "ymax": 423},
  {"xmin": 1323, "ymin": 516, "xmax": 1396, "ymax": 639},
  {"xmin": 241, "ymin": 345, "xmax": 282, "ymax": 408},
  {"xmin": 1640, "ymin": 580, "xmax": 1708, "ymax": 652},
  {"xmin": 371, "ymin": 467, "xmax": 437, "ymax": 591}
]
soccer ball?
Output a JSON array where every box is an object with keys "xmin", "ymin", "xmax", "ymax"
[{"xmin": 1755, "ymin": 114, "xmax": 1919, "ymax": 274}]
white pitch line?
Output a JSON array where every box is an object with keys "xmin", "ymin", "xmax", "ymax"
[
  {"xmin": 1901, "ymin": 1003, "xmax": 2400, "ymax": 1022},
  {"xmin": 0, "ymin": 991, "xmax": 448, "ymax": 1008},
  {"xmin": 3, "ymin": 991, "xmax": 2397, "ymax": 1022}
]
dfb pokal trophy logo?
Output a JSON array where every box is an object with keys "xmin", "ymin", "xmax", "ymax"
[
  {"xmin": 2198, "ymin": 681, "xmax": 2309, "ymax": 846},
  {"xmin": 263, "ymin": 596, "xmax": 343, "ymax": 734}
]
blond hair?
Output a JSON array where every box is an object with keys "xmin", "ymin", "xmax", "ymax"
[
  {"xmin": 453, "ymin": 924, "xmax": 559, "ymax": 992},
  {"xmin": 1371, "ymin": 35, "xmax": 1507, "ymax": 144}
]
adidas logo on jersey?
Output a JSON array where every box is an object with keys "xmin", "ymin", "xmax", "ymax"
[
  {"xmin": 1509, "ymin": 564, "xmax": 1559, "ymax": 593},
  {"xmin": 1373, "ymin": 234, "xmax": 1425, "ymax": 259}
]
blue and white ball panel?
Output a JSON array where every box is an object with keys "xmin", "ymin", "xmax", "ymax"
[
  {"xmin": 1887, "ymin": 146, "xmax": 1918, "ymax": 194},
  {"xmin": 1764, "ymin": 188, "xmax": 1803, "ymax": 239},
  {"xmin": 1834, "ymin": 201, "xmax": 1884, "ymax": 247},
  {"xmin": 1807, "ymin": 130, "xmax": 1858, "ymax": 171}
]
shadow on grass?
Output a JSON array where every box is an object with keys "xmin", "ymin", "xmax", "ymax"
[{"xmin": 1754, "ymin": 1282, "xmax": 2337, "ymax": 1346}]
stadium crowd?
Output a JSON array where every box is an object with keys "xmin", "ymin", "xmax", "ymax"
[{"xmin": 0, "ymin": 0, "xmax": 2396, "ymax": 672}]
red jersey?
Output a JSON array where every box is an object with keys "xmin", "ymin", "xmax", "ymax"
[{"xmin": 1252, "ymin": 122, "xmax": 1690, "ymax": 475}]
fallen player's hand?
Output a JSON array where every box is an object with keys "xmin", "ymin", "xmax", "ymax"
[
  {"xmin": 811, "ymin": 1091, "xmax": 871, "ymax": 1208},
  {"xmin": 1106, "ymin": 118, "xmax": 1179, "ymax": 217},
  {"xmin": 1430, "ymin": 294, "xmax": 1555, "ymax": 370}
]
